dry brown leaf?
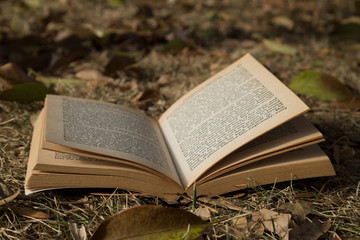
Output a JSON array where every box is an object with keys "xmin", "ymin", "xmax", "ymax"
[
  {"xmin": 231, "ymin": 215, "xmax": 247, "ymax": 230},
  {"xmin": 0, "ymin": 63, "xmax": 34, "ymax": 83},
  {"xmin": 0, "ymin": 77, "xmax": 14, "ymax": 91},
  {"xmin": 49, "ymin": 48, "xmax": 88, "ymax": 72},
  {"xmin": 0, "ymin": 63, "xmax": 36, "ymax": 91},
  {"xmin": 252, "ymin": 209, "xmax": 291, "ymax": 239},
  {"xmin": 75, "ymin": 69, "xmax": 105, "ymax": 80},
  {"xmin": 289, "ymin": 218, "xmax": 331, "ymax": 240},
  {"xmin": 194, "ymin": 206, "xmax": 211, "ymax": 220},
  {"xmin": 11, "ymin": 206, "xmax": 50, "ymax": 219},
  {"xmin": 248, "ymin": 220, "xmax": 265, "ymax": 235},
  {"xmin": 331, "ymin": 97, "xmax": 360, "ymax": 110},
  {"xmin": 157, "ymin": 74, "xmax": 169, "ymax": 86},
  {"xmin": 279, "ymin": 201, "xmax": 314, "ymax": 224},
  {"xmin": 134, "ymin": 88, "xmax": 162, "ymax": 110},
  {"xmin": 0, "ymin": 177, "xmax": 15, "ymax": 198},
  {"xmin": 104, "ymin": 55, "xmax": 135, "ymax": 76}
]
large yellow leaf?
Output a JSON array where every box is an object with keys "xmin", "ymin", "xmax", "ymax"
[
  {"xmin": 90, "ymin": 205, "xmax": 209, "ymax": 240},
  {"xmin": 289, "ymin": 70, "xmax": 353, "ymax": 101}
]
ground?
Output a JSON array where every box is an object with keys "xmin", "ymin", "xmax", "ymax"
[{"xmin": 0, "ymin": 0, "xmax": 359, "ymax": 239}]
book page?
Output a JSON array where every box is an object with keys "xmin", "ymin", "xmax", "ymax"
[
  {"xmin": 43, "ymin": 95, "xmax": 182, "ymax": 185},
  {"xmin": 159, "ymin": 54, "xmax": 309, "ymax": 187},
  {"xmin": 197, "ymin": 116, "xmax": 324, "ymax": 183},
  {"xmin": 190, "ymin": 145, "xmax": 335, "ymax": 196},
  {"xmin": 26, "ymin": 111, "xmax": 183, "ymax": 197},
  {"xmin": 37, "ymin": 110, "xmax": 182, "ymax": 187}
]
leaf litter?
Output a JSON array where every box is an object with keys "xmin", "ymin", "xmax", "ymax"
[{"xmin": 0, "ymin": 0, "xmax": 359, "ymax": 239}]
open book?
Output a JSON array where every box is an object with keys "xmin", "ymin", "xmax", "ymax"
[{"xmin": 25, "ymin": 54, "xmax": 335, "ymax": 199}]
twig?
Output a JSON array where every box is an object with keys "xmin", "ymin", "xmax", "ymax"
[{"xmin": 0, "ymin": 118, "xmax": 16, "ymax": 126}]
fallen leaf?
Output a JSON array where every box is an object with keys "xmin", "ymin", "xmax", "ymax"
[
  {"xmin": 331, "ymin": 97, "xmax": 360, "ymax": 110},
  {"xmin": 289, "ymin": 70, "xmax": 353, "ymax": 101},
  {"xmin": 133, "ymin": 88, "xmax": 160, "ymax": 102},
  {"xmin": 24, "ymin": 0, "xmax": 41, "ymax": 8},
  {"xmin": 332, "ymin": 19, "xmax": 360, "ymax": 43},
  {"xmin": 0, "ymin": 77, "xmax": 13, "ymax": 91},
  {"xmin": 0, "ymin": 63, "xmax": 36, "ymax": 91},
  {"xmin": 39, "ymin": 76, "xmax": 83, "ymax": 86},
  {"xmin": 0, "ymin": 82, "xmax": 51, "ymax": 102},
  {"xmin": 289, "ymin": 218, "xmax": 331, "ymax": 240},
  {"xmin": 75, "ymin": 69, "xmax": 106, "ymax": 80},
  {"xmin": 90, "ymin": 205, "xmax": 208, "ymax": 240},
  {"xmin": 248, "ymin": 219, "xmax": 265, "ymax": 235},
  {"xmin": 231, "ymin": 215, "xmax": 247, "ymax": 229},
  {"xmin": 263, "ymin": 39, "xmax": 297, "ymax": 55},
  {"xmin": 279, "ymin": 201, "xmax": 314, "ymax": 224},
  {"xmin": 49, "ymin": 48, "xmax": 88, "ymax": 72},
  {"xmin": 0, "ymin": 62, "xmax": 51, "ymax": 101},
  {"xmin": 157, "ymin": 75, "xmax": 169, "ymax": 86},
  {"xmin": 104, "ymin": 54, "xmax": 136, "ymax": 76},
  {"xmin": 161, "ymin": 38, "xmax": 190, "ymax": 54},
  {"xmin": 272, "ymin": 16, "xmax": 294, "ymax": 30},
  {"xmin": 194, "ymin": 206, "xmax": 211, "ymax": 220},
  {"xmin": 12, "ymin": 206, "xmax": 50, "ymax": 219},
  {"xmin": 0, "ymin": 177, "xmax": 15, "ymax": 198},
  {"xmin": 252, "ymin": 209, "xmax": 291, "ymax": 239},
  {"xmin": 70, "ymin": 223, "xmax": 88, "ymax": 240}
]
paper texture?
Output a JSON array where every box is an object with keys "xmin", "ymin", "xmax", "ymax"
[
  {"xmin": 44, "ymin": 95, "xmax": 181, "ymax": 185},
  {"xmin": 159, "ymin": 54, "xmax": 309, "ymax": 187}
]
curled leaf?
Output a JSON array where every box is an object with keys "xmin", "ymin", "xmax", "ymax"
[
  {"xmin": 263, "ymin": 39, "xmax": 297, "ymax": 55},
  {"xmin": 0, "ymin": 62, "xmax": 35, "ymax": 85},
  {"xmin": 12, "ymin": 206, "xmax": 50, "ymax": 219},
  {"xmin": 272, "ymin": 16, "xmax": 294, "ymax": 30},
  {"xmin": 252, "ymin": 209, "xmax": 291, "ymax": 239},
  {"xmin": 289, "ymin": 218, "xmax": 331, "ymax": 240},
  {"xmin": 289, "ymin": 70, "xmax": 353, "ymax": 101},
  {"xmin": 90, "ymin": 205, "xmax": 208, "ymax": 240}
]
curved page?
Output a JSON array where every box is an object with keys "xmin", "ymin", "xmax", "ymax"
[
  {"xmin": 43, "ymin": 95, "xmax": 182, "ymax": 186},
  {"xmin": 159, "ymin": 54, "xmax": 309, "ymax": 188}
]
